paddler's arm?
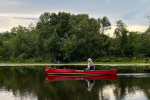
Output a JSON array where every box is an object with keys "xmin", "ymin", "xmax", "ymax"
[{"xmin": 86, "ymin": 63, "xmax": 90, "ymax": 70}]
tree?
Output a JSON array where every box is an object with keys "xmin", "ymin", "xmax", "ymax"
[
  {"xmin": 114, "ymin": 20, "xmax": 127, "ymax": 37},
  {"xmin": 98, "ymin": 16, "xmax": 111, "ymax": 34},
  {"xmin": 60, "ymin": 34, "xmax": 78, "ymax": 61},
  {"xmin": 44, "ymin": 29, "xmax": 60, "ymax": 61},
  {"xmin": 113, "ymin": 20, "xmax": 128, "ymax": 56}
]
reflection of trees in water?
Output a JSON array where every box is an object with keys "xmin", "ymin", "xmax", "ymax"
[
  {"xmin": 98, "ymin": 85, "xmax": 148, "ymax": 100},
  {"xmin": 0, "ymin": 67, "xmax": 150, "ymax": 100},
  {"xmin": 98, "ymin": 76, "xmax": 150, "ymax": 100},
  {"xmin": 98, "ymin": 85, "xmax": 117, "ymax": 100}
]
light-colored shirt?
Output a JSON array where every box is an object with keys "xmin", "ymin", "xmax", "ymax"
[{"xmin": 87, "ymin": 62, "xmax": 95, "ymax": 70}]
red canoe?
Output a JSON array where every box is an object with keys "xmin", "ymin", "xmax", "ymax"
[
  {"xmin": 45, "ymin": 67, "xmax": 117, "ymax": 75},
  {"xmin": 45, "ymin": 75, "xmax": 117, "ymax": 82}
]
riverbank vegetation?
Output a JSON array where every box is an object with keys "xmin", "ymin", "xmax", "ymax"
[{"xmin": 0, "ymin": 12, "xmax": 150, "ymax": 63}]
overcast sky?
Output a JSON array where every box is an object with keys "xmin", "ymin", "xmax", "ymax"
[{"xmin": 0, "ymin": 0, "xmax": 150, "ymax": 36}]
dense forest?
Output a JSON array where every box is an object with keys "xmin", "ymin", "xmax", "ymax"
[{"xmin": 0, "ymin": 12, "xmax": 150, "ymax": 63}]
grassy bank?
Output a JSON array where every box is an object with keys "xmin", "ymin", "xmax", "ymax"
[
  {"xmin": 0, "ymin": 62, "xmax": 150, "ymax": 64},
  {"xmin": 1, "ymin": 62, "xmax": 150, "ymax": 67}
]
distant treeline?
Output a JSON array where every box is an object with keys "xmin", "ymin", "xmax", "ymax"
[{"xmin": 0, "ymin": 12, "xmax": 150, "ymax": 63}]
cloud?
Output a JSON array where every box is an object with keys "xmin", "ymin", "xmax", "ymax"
[
  {"xmin": 127, "ymin": 25, "xmax": 148, "ymax": 32},
  {"xmin": 0, "ymin": 0, "xmax": 22, "ymax": 14},
  {"xmin": 140, "ymin": 0, "xmax": 150, "ymax": 4},
  {"xmin": 0, "ymin": 12, "xmax": 40, "ymax": 32},
  {"xmin": 0, "ymin": 15, "xmax": 38, "ymax": 32},
  {"xmin": 0, "ymin": 13, "xmax": 40, "ymax": 18},
  {"xmin": 105, "ymin": 25, "xmax": 148, "ymax": 37},
  {"xmin": 0, "ymin": 0, "xmax": 20, "ymax": 6},
  {"xmin": 121, "ymin": 11, "xmax": 138, "ymax": 20},
  {"xmin": 13, "ymin": 17, "xmax": 38, "ymax": 21}
]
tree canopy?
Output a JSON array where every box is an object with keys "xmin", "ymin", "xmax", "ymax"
[{"xmin": 0, "ymin": 12, "xmax": 150, "ymax": 63}]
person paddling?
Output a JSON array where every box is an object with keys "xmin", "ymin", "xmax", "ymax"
[{"xmin": 86, "ymin": 58, "xmax": 95, "ymax": 70}]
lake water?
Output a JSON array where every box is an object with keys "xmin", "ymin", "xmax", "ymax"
[{"xmin": 0, "ymin": 65, "xmax": 150, "ymax": 100}]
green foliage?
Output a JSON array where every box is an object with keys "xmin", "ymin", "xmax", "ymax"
[
  {"xmin": 0, "ymin": 12, "xmax": 150, "ymax": 63},
  {"xmin": 98, "ymin": 16, "xmax": 111, "ymax": 34}
]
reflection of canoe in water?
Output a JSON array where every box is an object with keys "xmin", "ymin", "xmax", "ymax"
[
  {"xmin": 45, "ymin": 75, "xmax": 117, "ymax": 82},
  {"xmin": 45, "ymin": 67, "xmax": 117, "ymax": 75}
]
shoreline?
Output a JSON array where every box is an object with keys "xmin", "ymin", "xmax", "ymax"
[{"xmin": 1, "ymin": 63, "xmax": 150, "ymax": 66}]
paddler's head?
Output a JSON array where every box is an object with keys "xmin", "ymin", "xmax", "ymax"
[{"xmin": 87, "ymin": 58, "xmax": 92, "ymax": 62}]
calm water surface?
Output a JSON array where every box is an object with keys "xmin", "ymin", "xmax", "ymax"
[{"xmin": 0, "ymin": 66, "xmax": 150, "ymax": 100}]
